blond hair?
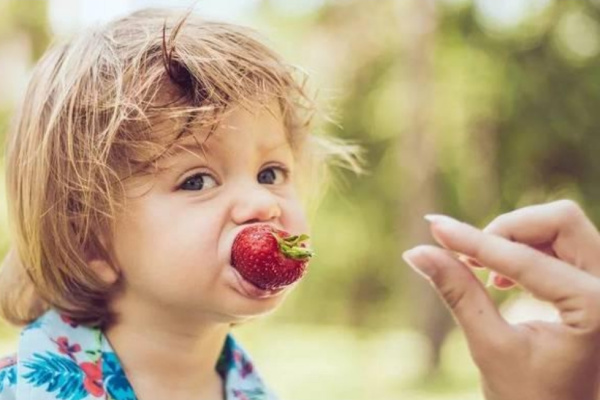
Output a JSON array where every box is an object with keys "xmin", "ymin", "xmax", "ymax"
[{"xmin": 0, "ymin": 8, "xmax": 361, "ymax": 327}]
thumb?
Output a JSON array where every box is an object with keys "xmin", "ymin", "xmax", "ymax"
[{"xmin": 403, "ymin": 245, "xmax": 513, "ymax": 358}]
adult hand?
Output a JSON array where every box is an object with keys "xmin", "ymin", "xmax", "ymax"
[{"xmin": 402, "ymin": 200, "xmax": 600, "ymax": 400}]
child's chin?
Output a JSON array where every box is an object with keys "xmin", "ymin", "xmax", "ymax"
[{"xmin": 225, "ymin": 296, "xmax": 288, "ymax": 322}]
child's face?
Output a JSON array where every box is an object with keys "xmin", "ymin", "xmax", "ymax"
[{"xmin": 106, "ymin": 104, "xmax": 309, "ymax": 323}]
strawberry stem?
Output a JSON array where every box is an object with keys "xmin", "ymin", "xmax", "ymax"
[{"xmin": 271, "ymin": 232, "xmax": 314, "ymax": 260}]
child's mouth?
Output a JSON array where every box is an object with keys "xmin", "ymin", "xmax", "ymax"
[{"xmin": 230, "ymin": 267, "xmax": 286, "ymax": 299}]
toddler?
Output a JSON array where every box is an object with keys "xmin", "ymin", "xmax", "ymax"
[{"xmin": 0, "ymin": 8, "xmax": 357, "ymax": 400}]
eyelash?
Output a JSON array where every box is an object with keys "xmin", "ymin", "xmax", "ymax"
[
  {"xmin": 261, "ymin": 164, "xmax": 290, "ymax": 184},
  {"xmin": 178, "ymin": 171, "xmax": 218, "ymax": 192},
  {"xmin": 177, "ymin": 164, "xmax": 290, "ymax": 191}
]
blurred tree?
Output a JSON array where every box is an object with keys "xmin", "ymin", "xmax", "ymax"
[
  {"xmin": 6, "ymin": 0, "xmax": 50, "ymax": 60},
  {"xmin": 265, "ymin": 0, "xmax": 600, "ymax": 378},
  {"xmin": 396, "ymin": 0, "xmax": 455, "ymax": 376},
  {"xmin": 263, "ymin": 0, "xmax": 456, "ymax": 375}
]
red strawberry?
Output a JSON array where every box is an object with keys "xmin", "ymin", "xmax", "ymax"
[{"xmin": 231, "ymin": 225, "xmax": 313, "ymax": 290}]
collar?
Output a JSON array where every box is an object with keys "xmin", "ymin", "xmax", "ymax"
[{"xmin": 11, "ymin": 309, "xmax": 277, "ymax": 400}]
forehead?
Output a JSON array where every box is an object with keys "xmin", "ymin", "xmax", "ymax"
[
  {"xmin": 138, "ymin": 103, "xmax": 291, "ymax": 177},
  {"xmin": 164, "ymin": 102, "xmax": 288, "ymax": 152}
]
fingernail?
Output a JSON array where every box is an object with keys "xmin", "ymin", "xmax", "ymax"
[
  {"xmin": 403, "ymin": 248, "xmax": 436, "ymax": 279},
  {"xmin": 486, "ymin": 272, "xmax": 515, "ymax": 290},
  {"xmin": 423, "ymin": 214, "xmax": 464, "ymax": 249},
  {"xmin": 493, "ymin": 274, "xmax": 515, "ymax": 290},
  {"xmin": 424, "ymin": 214, "xmax": 461, "ymax": 225}
]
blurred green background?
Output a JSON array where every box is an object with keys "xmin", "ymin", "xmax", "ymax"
[{"xmin": 0, "ymin": 0, "xmax": 596, "ymax": 399}]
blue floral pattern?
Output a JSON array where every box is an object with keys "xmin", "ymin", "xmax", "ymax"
[
  {"xmin": 23, "ymin": 352, "xmax": 88, "ymax": 400},
  {"xmin": 102, "ymin": 353, "xmax": 135, "ymax": 400},
  {"xmin": 0, "ymin": 357, "xmax": 16, "ymax": 393},
  {"xmin": 0, "ymin": 309, "xmax": 277, "ymax": 399}
]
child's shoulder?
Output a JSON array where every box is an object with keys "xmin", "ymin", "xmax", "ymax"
[{"xmin": 0, "ymin": 354, "xmax": 17, "ymax": 398}]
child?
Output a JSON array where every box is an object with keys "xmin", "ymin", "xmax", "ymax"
[
  {"xmin": 0, "ymin": 8, "xmax": 358, "ymax": 400},
  {"xmin": 3, "ymin": 6, "xmax": 599, "ymax": 400}
]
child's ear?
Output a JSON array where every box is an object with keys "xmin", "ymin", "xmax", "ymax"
[
  {"xmin": 87, "ymin": 258, "xmax": 119, "ymax": 285},
  {"xmin": 84, "ymin": 235, "xmax": 120, "ymax": 285}
]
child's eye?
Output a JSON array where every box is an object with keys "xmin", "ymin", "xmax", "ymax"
[
  {"xmin": 179, "ymin": 173, "xmax": 218, "ymax": 191},
  {"xmin": 257, "ymin": 166, "xmax": 287, "ymax": 185}
]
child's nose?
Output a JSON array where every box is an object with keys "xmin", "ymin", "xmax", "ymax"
[{"xmin": 231, "ymin": 186, "xmax": 281, "ymax": 225}]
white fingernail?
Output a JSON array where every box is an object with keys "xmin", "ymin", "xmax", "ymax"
[
  {"xmin": 424, "ymin": 214, "xmax": 461, "ymax": 225},
  {"xmin": 402, "ymin": 248, "xmax": 436, "ymax": 279}
]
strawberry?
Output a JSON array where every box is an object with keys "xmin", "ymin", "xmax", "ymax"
[{"xmin": 231, "ymin": 225, "xmax": 313, "ymax": 290}]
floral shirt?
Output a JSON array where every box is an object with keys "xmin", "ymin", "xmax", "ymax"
[{"xmin": 0, "ymin": 309, "xmax": 277, "ymax": 400}]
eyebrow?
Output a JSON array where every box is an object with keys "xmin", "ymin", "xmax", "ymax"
[
  {"xmin": 166, "ymin": 142, "xmax": 209, "ymax": 160},
  {"xmin": 170, "ymin": 135, "xmax": 291, "ymax": 158},
  {"xmin": 150, "ymin": 145, "xmax": 208, "ymax": 177},
  {"xmin": 151, "ymin": 135, "xmax": 293, "ymax": 176}
]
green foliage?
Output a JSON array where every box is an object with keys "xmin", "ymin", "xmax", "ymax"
[
  {"xmin": 236, "ymin": 321, "xmax": 482, "ymax": 400},
  {"xmin": 272, "ymin": 0, "xmax": 600, "ymax": 328}
]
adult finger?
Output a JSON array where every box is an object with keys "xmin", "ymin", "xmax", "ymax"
[
  {"xmin": 482, "ymin": 200, "xmax": 600, "ymax": 276},
  {"xmin": 470, "ymin": 243, "xmax": 557, "ymax": 290},
  {"xmin": 402, "ymin": 245, "xmax": 513, "ymax": 349},
  {"xmin": 425, "ymin": 214, "xmax": 598, "ymax": 307}
]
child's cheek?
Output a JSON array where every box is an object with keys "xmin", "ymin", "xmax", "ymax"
[{"xmin": 283, "ymin": 198, "xmax": 310, "ymax": 235}]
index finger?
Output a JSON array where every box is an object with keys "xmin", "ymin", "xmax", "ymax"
[{"xmin": 426, "ymin": 214, "xmax": 595, "ymax": 303}]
